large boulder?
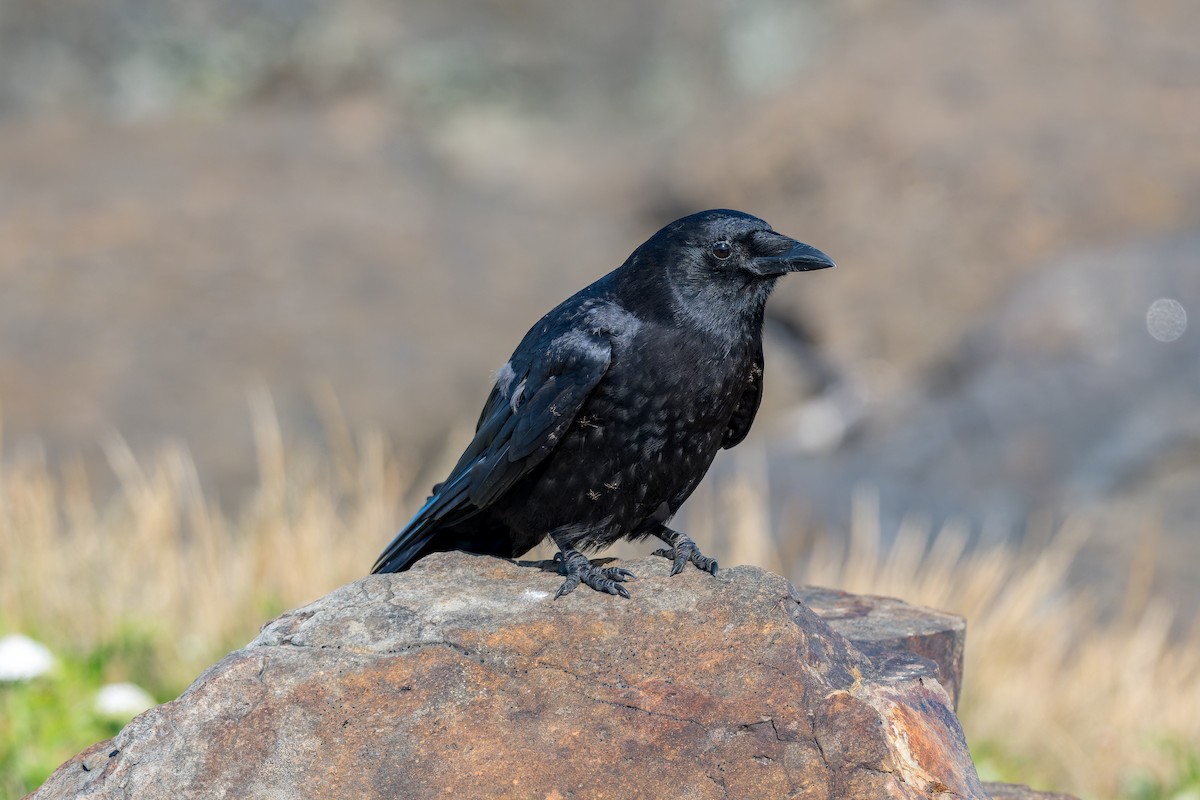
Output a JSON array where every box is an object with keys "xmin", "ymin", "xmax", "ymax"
[{"xmin": 33, "ymin": 553, "xmax": 1063, "ymax": 799}]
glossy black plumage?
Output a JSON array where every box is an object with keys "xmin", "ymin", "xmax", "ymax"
[{"xmin": 372, "ymin": 209, "xmax": 833, "ymax": 597}]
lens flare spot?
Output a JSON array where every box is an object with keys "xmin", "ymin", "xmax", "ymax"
[{"xmin": 1146, "ymin": 298, "xmax": 1187, "ymax": 343}]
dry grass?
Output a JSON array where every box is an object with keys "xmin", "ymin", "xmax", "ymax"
[
  {"xmin": 0, "ymin": 390, "xmax": 409, "ymax": 687},
  {"xmin": 2, "ymin": 402, "xmax": 1198, "ymax": 799}
]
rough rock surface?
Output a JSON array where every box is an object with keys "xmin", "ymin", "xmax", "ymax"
[
  {"xmin": 794, "ymin": 586, "xmax": 965, "ymax": 710},
  {"xmin": 36, "ymin": 553, "xmax": 1026, "ymax": 799},
  {"xmin": 983, "ymin": 782, "xmax": 1080, "ymax": 800}
]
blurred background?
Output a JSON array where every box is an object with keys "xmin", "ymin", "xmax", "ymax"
[{"xmin": 1, "ymin": 1, "xmax": 1198, "ymax": 798}]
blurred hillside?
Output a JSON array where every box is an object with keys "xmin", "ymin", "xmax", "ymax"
[{"xmin": 1, "ymin": 0, "xmax": 1198, "ymax": 611}]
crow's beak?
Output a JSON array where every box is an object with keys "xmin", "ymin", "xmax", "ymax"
[{"xmin": 746, "ymin": 232, "xmax": 835, "ymax": 278}]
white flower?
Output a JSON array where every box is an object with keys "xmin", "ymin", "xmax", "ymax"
[
  {"xmin": 0, "ymin": 634, "xmax": 55, "ymax": 681},
  {"xmin": 95, "ymin": 682, "xmax": 156, "ymax": 719}
]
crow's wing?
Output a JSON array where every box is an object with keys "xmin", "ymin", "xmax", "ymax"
[
  {"xmin": 721, "ymin": 343, "xmax": 764, "ymax": 449},
  {"xmin": 372, "ymin": 328, "xmax": 612, "ymax": 573}
]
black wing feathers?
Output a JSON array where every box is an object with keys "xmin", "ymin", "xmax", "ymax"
[
  {"xmin": 372, "ymin": 328, "xmax": 612, "ymax": 573},
  {"xmin": 721, "ymin": 343, "xmax": 764, "ymax": 449}
]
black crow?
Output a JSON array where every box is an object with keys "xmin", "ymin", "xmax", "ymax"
[{"xmin": 372, "ymin": 210, "xmax": 833, "ymax": 597}]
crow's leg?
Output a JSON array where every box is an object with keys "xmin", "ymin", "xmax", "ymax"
[
  {"xmin": 650, "ymin": 525, "xmax": 719, "ymax": 577},
  {"xmin": 550, "ymin": 534, "xmax": 635, "ymax": 599}
]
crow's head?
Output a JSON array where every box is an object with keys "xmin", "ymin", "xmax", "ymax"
[{"xmin": 619, "ymin": 209, "xmax": 834, "ymax": 337}]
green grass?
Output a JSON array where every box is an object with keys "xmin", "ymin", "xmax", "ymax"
[
  {"xmin": 0, "ymin": 627, "xmax": 180, "ymax": 798},
  {"xmin": 1126, "ymin": 745, "xmax": 1200, "ymax": 800}
]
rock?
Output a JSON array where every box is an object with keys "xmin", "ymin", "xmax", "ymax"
[
  {"xmin": 984, "ymin": 782, "xmax": 1079, "ymax": 800},
  {"xmin": 795, "ymin": 586, "xmax": 965, "ymax": 710},
  {"xmin": 35, "ymin": 552, "xmax": 992, "ymax": 799}
]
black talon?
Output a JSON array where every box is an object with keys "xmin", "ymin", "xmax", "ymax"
[
  {"xmin": 602, "ymin": 567, "xmax": 636, "ymax": 582},
  {"xmin": 651, "ymin": 527, "xmax": 719, "ymax": 578},
  {"xmin": 554, "ymin": 546, "xmax": 636, "ymax": 598},
  {"xmin": 554, "ymin": 573, "xmax": 581, "ymax": 599}
]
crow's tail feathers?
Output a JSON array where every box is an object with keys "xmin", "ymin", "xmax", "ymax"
[
  {"xmin": 371, "ymin": 473, "xmax": 473, "ymax": 574},
  {"xmin": 370, "ymin": 523, "xmax": 438, "ymax": 574}
]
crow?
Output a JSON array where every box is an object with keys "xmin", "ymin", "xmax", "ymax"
[{"xmin": 372, "ymin": 210, "xmax": 833, "ymax": 598}]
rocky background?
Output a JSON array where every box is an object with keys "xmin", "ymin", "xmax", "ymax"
[{"xmin": 1, "ymin": 0, "xmax": 1198, "ymax": 618}]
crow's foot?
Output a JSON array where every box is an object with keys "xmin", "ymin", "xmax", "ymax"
[
  {"xmin": 652, "ymin": 529, "xmax": 719, "ymax": 577},
  {"xmin": 553, "ymin": 550, "xmax": 635, "ymax": 599}
]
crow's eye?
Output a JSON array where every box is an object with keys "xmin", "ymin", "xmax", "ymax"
[{"xmin": 711, "ymin": 241, "xmax": 733, "ymax": 260}]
